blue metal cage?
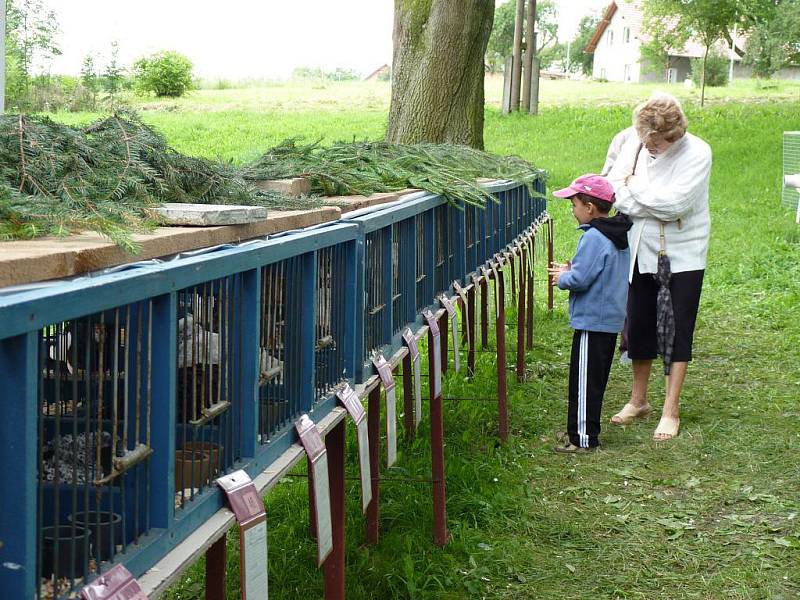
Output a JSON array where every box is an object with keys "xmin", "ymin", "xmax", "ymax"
[{"xmin": 0, "ymin": 181, "xmax": 546, "ymax": 598}]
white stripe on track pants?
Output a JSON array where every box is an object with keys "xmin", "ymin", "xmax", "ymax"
[{"xmin": 567, "ymin": 330, "xmax": 617, "ymax": 448}]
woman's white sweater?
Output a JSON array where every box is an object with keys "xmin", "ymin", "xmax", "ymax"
[{"xmin": 606, "ymin": 132, "xmax": 712, "ymax": 281}]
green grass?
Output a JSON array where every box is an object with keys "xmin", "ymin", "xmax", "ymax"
[
  {"xmin": 119, "ymin": 86, "xmax": 800, "ymax": 599},
  {"xmin": 52, "ymin": 77, "xmax": 800, "ymax": 116}
]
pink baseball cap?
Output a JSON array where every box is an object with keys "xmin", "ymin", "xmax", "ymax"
[{"xmin": 553, "ymin": 174, "xmax": 615, "ymax": 203}]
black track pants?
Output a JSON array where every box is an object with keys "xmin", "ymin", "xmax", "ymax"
[{"xmin": 567, "ymin": 330, "xmax": 617, "ymax": 448}]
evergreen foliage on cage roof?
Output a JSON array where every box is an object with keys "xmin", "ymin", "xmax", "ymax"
[
  {"xmin": 0, "ymin": 111, "xmax": 297, "ymax": 251},
  {"xmin": 243, "ymin": 138, "xmax": 547, "ymax": 207},
  {"xmin": 0, "ymin": 112, "xmax": 547, "ymax": 252}
]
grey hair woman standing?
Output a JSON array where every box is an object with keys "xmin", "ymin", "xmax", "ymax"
[{"xmin": 606, "ymin": 93, "xmax": 712, "ymax": 441}]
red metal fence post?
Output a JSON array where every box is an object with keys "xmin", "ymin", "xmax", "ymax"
[
  {"xmin": 495, "ymin": 269, "xmax": 509, "ymax": 442},
  {"xmin": 547, "ymin": 218, "xmax": 554, "ymax": 311},
  {"xmin": 527, "ymin": 236, "xmax": 535, "ymax": 349},
  {"xmin": 428, "ymin": 328, "xmax": 449, "ymax": 547},
  {"xmin": 205, "ymin": 533, "xmax": 227, "ymax": 600},
  {"xmin": 516, "ymin": 248, "xmax": 527, "ymax": 382},
  {"xmin": 323, "ymin": 419, "xmax": 346, "ymax": 600},
  {"xmin": 467, "ymin": 285, "xmax": 477, "ymax": 376},
  {"xmin": 480, "ymin": 277, "xmax": 489, "ymax": 350},
  {"xmin": 366, "ymin": 386, "xmax": 381, "ymax": 545}
]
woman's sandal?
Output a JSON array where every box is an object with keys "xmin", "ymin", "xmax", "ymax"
[
  {"xmin": 609, "ymin": 402, "xmax": 652, "ymax": 425},
  {"xmin": 653, "ymin": 416, "xmax": 680, "ymax": 441}
]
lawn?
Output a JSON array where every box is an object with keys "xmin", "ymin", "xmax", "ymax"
[{"xmin": 67, "ymin": 81, "xmax": 799, "ymax": 599}]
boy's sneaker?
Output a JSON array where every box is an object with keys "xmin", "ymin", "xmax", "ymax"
[{"xmin": 553, "ymin": 440, "xmax": 596, "ymax": 454}]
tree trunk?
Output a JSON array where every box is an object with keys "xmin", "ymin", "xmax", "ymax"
[
  {"xmin": 510, "ymin": 0, "xmax": 525, "ymax": 111},
  {"xmin": 701, "ymin": 44, "xmax": 709, "ymax": 107},
  {"xmin": 386, "ymin": 0, "xmax": 495, "ymax": 149}
]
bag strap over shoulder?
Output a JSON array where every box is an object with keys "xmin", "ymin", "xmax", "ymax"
[
  {"xmin": 631, "ymin": 143, "xmax": 643, "ymax": 176},
  {"xmin": 632, "ymin": 141, "xmax": 668, "ymax": 254}
]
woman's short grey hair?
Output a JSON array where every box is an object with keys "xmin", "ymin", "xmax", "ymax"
[{"xmin": 633, "ymin": 92, "xmax": 688, "ymax": 144}]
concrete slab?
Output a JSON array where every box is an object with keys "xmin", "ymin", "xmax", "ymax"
[{"xmin": 154, "ymin": 203, "xmax": 268, "ymax": 226}]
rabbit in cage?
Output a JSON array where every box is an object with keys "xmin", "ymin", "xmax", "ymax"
[{"xmin": 177, "ymin": 314, "xmax": 220, "ymax": 366}]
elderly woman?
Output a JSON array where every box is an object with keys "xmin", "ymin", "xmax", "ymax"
[{"xmin": 606, "ymin": 93, "xmax": 712, "ymax": 441}]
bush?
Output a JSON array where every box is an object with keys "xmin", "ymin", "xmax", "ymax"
[
  {"xmin": 691, "ymin": 52, "xmax": 729, "ymax": 87},
  {"xmin": 133, "ymin": 51, "xmax": 194, "ymax": 97}
]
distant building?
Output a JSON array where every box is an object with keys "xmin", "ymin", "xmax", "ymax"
[
  {"xmin": 585, "ymin": 0, "xmax": 743, "ymax": 83},
  {"xmin": 363, "ymin": 64, "xmax": 390, "ymax": 82}
]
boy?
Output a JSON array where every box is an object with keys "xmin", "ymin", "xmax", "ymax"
[{"xmin": 547, "ymin": 174, "xmax": 632, "ymax": 453}]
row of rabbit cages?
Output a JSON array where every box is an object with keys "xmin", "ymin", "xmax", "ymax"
[
  {"xmin": 0, "ymin": 222, "xmax": 358, "ymax": 599},
  {"xmin": 354, "ymin": 180, "xmax": 547, "ymax": 378},
  {"xmin": 0, "ymin": 180, "xmax": 544, "ymax": 598}
]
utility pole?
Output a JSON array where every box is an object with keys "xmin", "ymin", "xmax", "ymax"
[
  {"xmin": 522, "ymin": 0, "xmax": 535, "ymax": 110},
  {"xmin": 510, "ymin": 0, "xmax": 525, "ymax": 111},
  {"xmin": 527, "ymin": 0, "xmax": 539, "ymax": 115},
  {"xmin": 728, "ymin": 22, "xmax": 737, "ymax": 87},
  {"xmin": 1, "ymin": 0, "xmax": 6, "ymax": 113},
  {"xmin": 566, "ymin": 40, "xmax": 571, "ymax": 74}
]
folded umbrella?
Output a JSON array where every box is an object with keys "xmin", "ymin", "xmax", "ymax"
[{"xmin": 654, "ymin": 251, "xmax": 675, "ymax": 375}]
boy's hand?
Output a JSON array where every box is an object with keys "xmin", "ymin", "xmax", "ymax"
[{"xmin": 547, "ymin": 261, "xmax": 571, "ymax": 286}]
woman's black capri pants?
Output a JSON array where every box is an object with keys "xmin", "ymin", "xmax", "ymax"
[{"xmin": 626, "ymin": 261, "xmax": 704, "ymax": 362}]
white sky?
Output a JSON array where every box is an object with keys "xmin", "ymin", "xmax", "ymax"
[{"xmin": 48, "ymin": 0, "xmax": 609, "ymax": 80}]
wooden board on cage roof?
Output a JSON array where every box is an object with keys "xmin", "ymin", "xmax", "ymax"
[{"xmin": 252, "ymin": 177, "xmax": 312, "ymax": 196}]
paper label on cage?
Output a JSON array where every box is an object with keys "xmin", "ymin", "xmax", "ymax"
[
  {"xmin": 337, "ymin": 385, "xmax": 366, "ymax": 424},
  {"xmin": 335, "ymin": 386, "xmax": 371, "ymax": 511},
  {"xmin": 372, "ymin": 355, "xmax": 397, "ymax": 465},
  {"xmin": 402, "ymin": 328, "xmax": 419, "ymax": 361},
  {"xmin": 373, "ymin": 355, "xmax": 396, "ymax": 392},
  {"xmin": 452, "ymin": 281, "xmax": 470, "ymax": 349},
  {"xmin": 242, "ymin": 518, "xmax": 269, "ymax": 600},
  {"xmin": 490, "ymin": 263, "xmax": 500, "ymax": 320},
  {"xmin": 440, "ymin": 296, "xmax": 460, "ymax": 374},
  {"xmin": 453, "ymin": 281, "xmax": 468, "ymax": 308},
  {"xmin": 401, "ymin": 329, "xmax": 422, "ymax": 428},
  {"xmin": 217, "ymin": 470, "xmax": 266, "ymax": 524},
  {"xmin": 385, "ymin": 384, "xmax": 397, "ymax": 467},
  {"xmin": 356, "ymin": 418, "xmax": 372, "ymax": 511},
  {"xmin": 413, "ymin": 352, "xmax": 422, "ymax": 427},
  {"xmin": 311, "ymin": 453, "xmax": 333, "ymax": 566},
  {"xmin": 527, "ymin": 238, "xmax": 535, "ymax": 272},
  {"xmin": 295, "ymin": 415, "xmax": 325, "ymax": 462},
  {"xmin": 423, "ymin": 310, "xmax": 442, "ymax": 398},
  {"xmin": 79, "ymin": 564, "xmax": 148, "ymax": 600},
  {"xmin": 433, "ymin": 330, "xmax": 442, "ymax": 396},
  {"xmin": 450, "ymin": 312, "xmax": 461, "ymax": 373}
]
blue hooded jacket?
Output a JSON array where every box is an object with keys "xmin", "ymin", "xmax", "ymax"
[{"xmin": 557, "ymin": 215, "xmax": 631, "ymax": 333}]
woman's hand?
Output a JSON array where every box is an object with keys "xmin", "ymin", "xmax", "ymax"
[{"xmin": 547, "ymin": 261, "xmax": 571, "ymax": 286}]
